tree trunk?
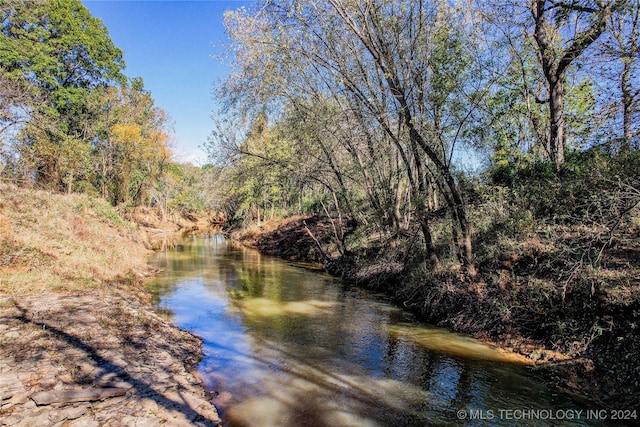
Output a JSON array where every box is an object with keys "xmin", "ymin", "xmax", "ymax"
[
  {"xmin": 419, "ymin": 214, "xmax": 440, "ymax": 269},
  {"xmin": 621, "ymin": 58, "xmax": 632, "ymax": 152},
  {"xmin": 549, "ymin": 76, "xmax": 565, "ymax": 170},
  {"xmin": 448, "ymin": 180, "xmax": 476, "ymax": 277},
  {"xmin": 531, "ymin": 0, "xmax": 612, "ymax": 171}
]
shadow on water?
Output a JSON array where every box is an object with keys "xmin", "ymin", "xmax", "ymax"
[
  {"xmin": 210, "ymin": 334, "xmax": 424, "ymax": 421},
  {"xmin": 148, "ymin": 236, "xmax": 619, "ymax": 427}
]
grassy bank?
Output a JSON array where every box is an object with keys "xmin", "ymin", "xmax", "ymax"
[
  {"xmin": 0, "ymin": 182, "xmax": 220, "ymax": 295},
  {"xmin": 0, "ymin": 183, "xmax": 221, "ymax": 425},
  {"xmin": 0, "ymin": 183, "xmax": 151, "ymax": 296}
]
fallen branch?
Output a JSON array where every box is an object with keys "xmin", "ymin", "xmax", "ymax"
[{"xmin": 303, "ymin": 220, "xmax": 328, "ymax": 261}]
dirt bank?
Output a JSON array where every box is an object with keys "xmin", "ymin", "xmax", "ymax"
[
  {"xmin": 0, "ymin": 184, "xmax": 221, "ymax": 426},
  {"xmin": 231, "ymin": 215, "xmax": 640, "ymax": 412}
]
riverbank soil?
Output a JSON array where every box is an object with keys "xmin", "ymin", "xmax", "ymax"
[
  {"xmin": 232, "ymin": 214, "xmax": 640, "ymax": 411},
  {"xmin": 234, "ymin": 215, "xmax": 354, "ymax": 263},
  {"xmin": 124, "ymin": 207, "xmax": 223, "ymax": 250},
  {"xmin": 0, "ymin": 184, "xmax": 221, "ymax": 426}
]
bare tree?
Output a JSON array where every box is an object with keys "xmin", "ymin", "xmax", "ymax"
[
  {"xmin": 217, "ymin": 0, "xmax": 495, "ymax": 275},
  {"xmin": 597, "ymin": 0, "xmax": 640, "ymax": 151},
  {"xmin": 528, "ymin": 0, "xmax": 623, "ymax": 170}
]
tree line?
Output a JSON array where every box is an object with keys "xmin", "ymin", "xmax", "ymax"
[
  {"xmin": 208, "ymin": 0, "xmax": 639, "ymax": 276},
  {"xmin": 0, "ymin": 0, "xmax": 215, "ymax": 214},
  {"xmin": 1, "ymin": 0, "xmax": 637, "ymax": 270}
]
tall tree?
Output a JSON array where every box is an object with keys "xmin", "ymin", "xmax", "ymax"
[
  {"xmin": 0, "ymin": 0, "xmax": 124, "ymax": 90},
  {"xmin": 528, "ymin": 0, "xmax": 622, "ymax": 170},
  {"xmin": 597, "ymin": 0, "xmax": 640, "ymax": 151},
  {"xmin": 100, "ymin": 80, "xmax": 171, "ymax": 205},
  {"xmin": 0, "ymin": 0, "xmax": 125, "ymax": 190},
  {"xmin": 218, "ymin": 0, "xmax": 490, "ymax": 275}
]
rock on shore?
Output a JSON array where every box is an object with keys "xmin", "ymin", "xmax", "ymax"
[{"xmin": 0, "ymin": 292, "xmax": 221, "ymax": 426}]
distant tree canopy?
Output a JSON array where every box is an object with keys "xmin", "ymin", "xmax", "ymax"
[{"xmin": 0, "ymin": 0, "xmax": 179, "ymax": 207}]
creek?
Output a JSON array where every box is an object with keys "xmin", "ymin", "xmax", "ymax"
[{"xmin": 146, "ymin": 235, "xmax": 611, "ymax": 426}]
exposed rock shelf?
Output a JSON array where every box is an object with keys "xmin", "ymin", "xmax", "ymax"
[{"xmin": 0, "ymin": 293, "xmax": 221, "ymax": 426}]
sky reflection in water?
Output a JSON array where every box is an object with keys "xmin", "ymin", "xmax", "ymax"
[{"xmin": 147, "ymin": 235, "xmax": 609, "ymax": 427}]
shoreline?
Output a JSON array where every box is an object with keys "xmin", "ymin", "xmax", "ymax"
[
  {"xmin": 0, "ymin": 184, "xmax": 221, "ymax": 426},
  {"xmin": 229, "ymin": 215, "xmax": 640, "ymax": 412},
  {"xmin": 0, "ymin": 284, "xmax": 221, "ymax": 426},
  {"xmin": 1, "ymin": 177, "xmax": 636, "ymax": 424}
]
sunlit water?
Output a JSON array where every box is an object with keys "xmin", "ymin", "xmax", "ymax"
[{"xmin": 147, "ymin": 235, "xmax": 612, "ymax": 427}]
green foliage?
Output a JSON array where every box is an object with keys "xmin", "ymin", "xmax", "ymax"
[
  {"xmin": 565, "ymin": 77, "xmax": 598, "ymax": 148},
  {"xmin": 151, "ymin": 162, "xmax": 222, "ymax": 218},
  {"xmin": 73, "ymin": 196, "xmax": 125, "ymax": 226},
  {"xmin": 208, "ymin": 112, "xmax": 313, "ymax": 225},
  {"xmin": 0, "ymin": 0, "xmax": 125, "ymax": 89},
  {"xmin": 0, "ymin": 0, "xmax": 173, "ymax": 209}
]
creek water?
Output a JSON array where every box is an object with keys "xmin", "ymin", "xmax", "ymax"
[{"xmin": 146, "ymin": 235, "xmax": 610, "ymax": 426}]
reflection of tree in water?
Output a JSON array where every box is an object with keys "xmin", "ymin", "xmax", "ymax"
[{"xmin": 149, "ymin": 236, "xmax": 602, "ymax": 427}]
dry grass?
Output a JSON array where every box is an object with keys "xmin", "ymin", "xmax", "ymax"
[{"xmin": 0, "ymin": 183, "xmax": 150, "ymax": 295}]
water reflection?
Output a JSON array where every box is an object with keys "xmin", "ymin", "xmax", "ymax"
[{"xmin": 147, "ymin": 236, "xmax": 610, "ymax": 427}]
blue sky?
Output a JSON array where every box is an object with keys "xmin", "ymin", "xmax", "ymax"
[{"xmin": 83, "ymin": 0, "xmax": 250, "ymax": 164}]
